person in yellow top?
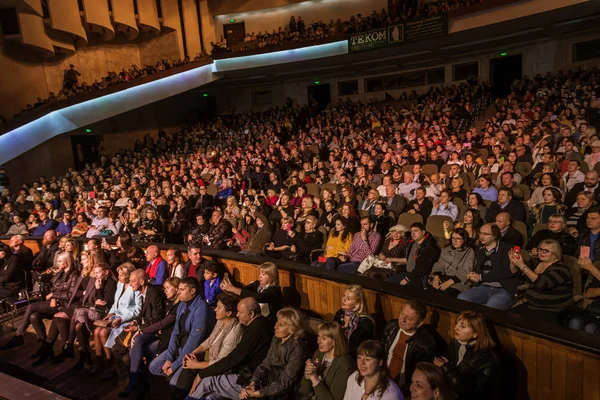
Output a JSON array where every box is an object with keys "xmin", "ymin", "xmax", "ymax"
[{"xmin": 313, "ymin": 218, "xmax": 353, "ymax": 270}]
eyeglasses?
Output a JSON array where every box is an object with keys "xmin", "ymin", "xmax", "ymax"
[{"xmin": 536, "ymin": 247, "xmax": 552, "ymax": 255}]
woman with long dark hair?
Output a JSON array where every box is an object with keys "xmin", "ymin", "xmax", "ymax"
[{"xmin": 315, "ymin": 218, "xmax": 353, "ymax": 270}]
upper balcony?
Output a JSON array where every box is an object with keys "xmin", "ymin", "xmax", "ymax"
[{"xmin": 0, "ymin": 0, "xmax": 598, "ymax": 166}]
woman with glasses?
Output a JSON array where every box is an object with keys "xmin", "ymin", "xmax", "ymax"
[
  {"xmin": 509, "ymin": 239, "xmax": 573, "ymax": 322},
  {"xmin": 139, "ymin": 208, "xmax": 163, "ymax": 242},
  {"xmin": 428, "ymin": 228, "xmax": 476, "ymax": 297}
]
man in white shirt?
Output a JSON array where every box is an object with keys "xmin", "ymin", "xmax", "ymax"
[
  {"xmin": 86, "ymin": 206, "xmax": 110, "ymax": 238},
  {"xmin": 397, "ymin": 172, "xmax": 419, "ymax": 200},
  {"xmin": 562, "ymin": 160, "xmax": 585, "ymax": 191}
]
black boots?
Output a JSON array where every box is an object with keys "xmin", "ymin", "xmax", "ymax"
[
  {"xmin": 118, "ymin": 372, "xmax": 140, "ymax": 398},
  {"xmin": 88, "ymin": 355, "xmax": 105, "ymax": 375},
  {"xmin": 73, "ymin": 347, "xmax": 91, "ymax": 370},
  {"xmin": 100, "ymin": 358, "xmax": 117, "ymax": 382},
  {"xmin": 52, "ymin": 343, "xmax": 75, "ymax": 363},
  {"xmin": 0, "ymin": 335, "xmax": 24, "ymax": 350},
  {"xmin": 32, "ymin": 341, "xmax": 54, "ymax": 366}
]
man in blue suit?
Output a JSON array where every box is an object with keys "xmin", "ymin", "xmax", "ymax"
[{"xmin": 149, "ymin": 277, "xmax": 214, "ymax": 389}]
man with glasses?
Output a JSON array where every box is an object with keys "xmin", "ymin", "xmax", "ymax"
[
  {"xmin": 194, "ymin": 185, "xmax": 214, "ymax": 217},
  {"xmin": 527, "ymin": 215, "xmax": 577, "ymax": 257},
  {"xmin": 86, "ymin": 206, "xmax": 110, "ymax": 238},
  {"xmin": 457, "ymin": 223, "xmax": 520, "ymax": 310}
]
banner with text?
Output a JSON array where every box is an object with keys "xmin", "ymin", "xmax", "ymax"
[{"xmin": 348, "ymin": 14, "xmax": 447, "ymax": 53}]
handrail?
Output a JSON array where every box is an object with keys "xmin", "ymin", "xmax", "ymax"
[{"xmin": 3, "ymin": 234, "xmax": 600, "ymax": 357}]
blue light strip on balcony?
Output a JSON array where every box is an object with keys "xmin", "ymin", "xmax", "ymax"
[
  {"xmin": 0, "ymin": 64, "xmax": 215, "ymax": 166},
  {"xmin": 213, "ymin": 40, "xmax": 349, "ymax": 72}
]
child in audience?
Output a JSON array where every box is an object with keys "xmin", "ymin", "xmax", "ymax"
[{"xmin": 203, "ymin": 262, "xmax": 222, "ymax": 307}]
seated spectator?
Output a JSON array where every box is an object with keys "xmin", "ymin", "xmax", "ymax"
[
  {"xmin": 430, "ymin": 190, "xmax": 459, "ymax": 221},
  {"xmin": 407, "ymin": 187, "xmax": 433, "ymax": 221},
  {"xmin": 149, "ymin": 277, "xmax": 214, "ymax": 391},
  {"xmin": 145, "ymin": 244, "xmax": 168, "ymax": 285},
  {"xmin": 119, "ymin": 276, "xmax": 180, "ymax": 396},
  {"xmin": 239, "ymin": 213, "xmax": 272, "ymax": 256},
  {"xmin": 0, "ymin": 242, "xmax": 24, "ymax": 301},
  {"xmin": 449, "ymin": 177, "xmax": 467, "ymax": 202},
  {"xmin": 102, "ymin": 232, "xmax": 134, "ymax": 268},
  {"xmin": 6, "ymin": 214, "xmax": 28, "ymax": 235},
  {"xmin": 139, "ymin": 208, "xmax": 163, "ymax": 242},
  {"xmin": 86, "ymin": 206, "xmax": 111, "ymax": 238},
  {"xmin": 464, "ymin": 193, "xmax": 487, "ymax": 221},
  {"xmin": 31, "ymin": 229, "xmax": 59, "ymax": 274},
  {"xmin": 91, "ymin": 263, "xmax": 141, "ymax": 374},
  {"xmin": 434, "ymin": 311, "xmax": 500, "ymax": 400},
  {"xmin": 203, "ymin": 261, "xmax": 222, "ymax": 307},
  {"xmin": 220, "ymin": 261, "xmax": 282, "ymax": 319},
  {"xmin": 359, "ymin": 189, "xmax": 381, "ymax": 216},
  {"xmin": 563, "ymin": 170, "xmax": 600, "ymax": 209},
  {"xmin": 527, "ymin": 215, "xmax": 577, "ymax": 257},
  {"xmin": 337, "ymin": 217, "xmax": 382, "ymax": 274},
  {"xmin": 381, "ymin": 184, "xmax": 407, "ymax": 217},
  {"xmin": 371, "ymin": 203, "xmax": 394, "ymax": 237},
  {"xmin": 358, "ymin": 224, "xmax": 409, "ymax": 279},
  {"xmin": 180, "ymin": 298, "xmax": 273, "ymax": 399},
  {"xmin": 444, "ymin": 208, "xmax": 482, "ymax": 241},
  {"xmin": 386, "ymin": 223, "xmax": 440, "ymax": 289},
  {"xmin": 429, "ymin": 228, "xmax": 476, "ymax": 297},
  {"xmin": 32, "ymin": 210, "xmax": 58, "ymax": 236},
  {"xmin": 494, "ymin": 212, "xmax": 524, "ymax": 248},
  {"xmin": 528, "ymin": 187, "xmax": 567, "ymax": 229},
  {"xmin": 1, "ymin": 252, "xmax": 78, "ymax": 351},
  {"xmin": 314, "ymin": 217, "xmax": 353, "ymax": 269},
  {"xmin": 471, "ymin": 176, "xmax": 498, "ymax": 202},
  {"xmin": 562, "ymin": 160, "xmax": 585, "ymax": 192},
  {"xmin": 382, "ymin": 300, "xmax": 439, "ymax": 396},
  {"xmin": 409, "ymin": 362, "xmax": 456, "ymax": 400},
  {"xmin": 509, "ymin": 239, "xmax": 573, "ymax": 321},
  {"xmin": 397, "ymin": 172, "xmax": 420, "ymax": 201},
  {"xmin": 564, "ymin": 191, "xmax": 595, "ymax": 236},
  {"xmin": 333, "ymin": 284, "xmax": 375, "ymax": 357},
  {"xmin": 268, "ymin": 193, "xmax": 295, "ymax": 225},
  {"xmin": 568, "ymin": 256, "xmax": 600, "ymax": 334},
  {"xmin": 187, "ymin": 214, "xmax": 211, "ymax": 245},
  {"xmin": 283, "ymin": 215, "xmax": 323, "ymax": 263},
  {"xmin": 340, "ymin": 203, "xmax": 361, "ymax": 234},
  {"xmin": 265, "ymin": 216, "xmax": 295, "ymax": 259},
  {"xmin": 299, "ymin": 321, "xmax": 354, "ymax": 400},
  {"xmin": 457, "ymin": 224, "xmax": 519, "ymax": 310},
  {"xmin": 26, "ymin": 213, "xmax": 40, "ymax": 233},
  {"xmin": 485, "ymin": 187, "xmax": 527, "ymax": 223},
  {"xmin": 166, "ymin": 248, "xmax": 185, "ymax": 279},
  {"xmin": 343, "ymin": 340, "xmax": 403, "ymax": 400},
  {"xmin": 71, "ymin": 212, "xmax": 91, "ymax": 237},
  {"xmin": 66, "ymin": 262, "xmax": 116, "ymax": 368},
  {"xmin": 318, "ymin": 200, "xmax": 339, "ymax": 233},
  {"xmin": 528, "ymin": 173, "xmax": 563, "ymax": 209},
  {"xmin": 203, "ymin": 209, "xmax": 233, "ymax": 250}
]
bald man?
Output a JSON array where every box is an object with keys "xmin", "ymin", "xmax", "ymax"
[
  {"xmin": 144, "ymin": 245, "xmax": 168, "ymax": 285},
  {"xmin": 175, "ymin": 297, "xmax": 273, "ymax": 400},
  {"xmin": 494, "ymin": 212, "xmax": 524, "ymax": 248}
]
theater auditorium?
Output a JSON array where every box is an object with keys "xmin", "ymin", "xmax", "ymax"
[{"xmin": 0, "ymin": 0, "xmax": 600, "ymax": 399}]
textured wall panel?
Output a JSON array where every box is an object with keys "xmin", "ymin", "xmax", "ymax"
[
  {"xmin": 82, "ymin": 0, "xmax": 115, "ymax": 40},
  {"xmin": 48, "ymin": 0, "xmax": 88, "ymax": 45},
  {"xmin": 17, "ymin": 12, "xmax": 54, "ymax": 57},
  {"xmin": 22, "ymin": 0, "xmax": 43, "ymax": 16},
  {"xmin": 137, "ymin": 0, "xmax": 161, "ymax": 32},
  {"xmin": 199, "ymin": 0, "xmax": 214, "ymax": 51},
  {"xmin": 159, "ymin": 0, "xmax": 184, "ymax": 57},
  {"xmin": 181, "ymin": 0, "xmax": 201, "ymax": 57},
  {"xmin": 110, "ymin": 0, "xmax": 139, "ymax": 40}
]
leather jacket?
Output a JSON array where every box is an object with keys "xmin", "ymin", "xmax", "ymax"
[
  {"xmin": 50, "ymin": 267, "xmax": 80, "ymax": 305},
  {"xmin": 442, "ymin": 339, "xmax": 501, "ymax": 400},
  {"xmin": 381, "ymin": 321, "xmax": 439, "ymax": 393}
]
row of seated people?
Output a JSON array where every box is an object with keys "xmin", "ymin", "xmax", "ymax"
[{"xmin": 0, "ymin": 239, "xmax": 502, "ymax": 400}]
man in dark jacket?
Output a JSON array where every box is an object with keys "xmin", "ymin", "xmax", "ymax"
[
  {"xmin": 494, "ymin": 212, "xmax": 524, "ymax": 248},
  {"xmin": 564, "ymin": 170, "xmax": 600, "ymax": 208},
  {"xmin": 173, "ymin": 297, "xmax": 273, "ymax": 400},
  {"xmin": 575, "ymin": 207, "xmax": 600, "ymax": 260},
  {"xmin": 386, "ymin": 223, "xmax": 440, "ymax": 289},
  {"xmin": 458, "ymin": 223, "xmax": 520, "ymax": 310},
  {"xmin": 31, "ymin": 230, "xmax": 59, "ymax": 273},
  {"xmin": 485, "ymin": 187, "xmax": 526, "ymax": 223},
  {"xmin": 7, "ymin": 234, "xmax": 33, "ymax": 290},
  {"xmin": 382, "ymin": 300, "xmax": 441, "ymax": 396},
  {"xmin": 0, "ymin": 243, "xmax": 24, "ymax": 300},
  {"xmin": 203, "ymin": 209, "xmax": 232, "ymax": 250}
]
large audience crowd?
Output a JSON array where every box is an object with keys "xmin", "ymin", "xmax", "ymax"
[{"xmin": 0, "ymin": 64, "xmax": 600, "ymax": 399}]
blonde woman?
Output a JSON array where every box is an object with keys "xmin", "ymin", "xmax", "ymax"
[
  {"xmin": 239, "ymin": 308, "xmax": 308, "ymax": 399},
  {"xmin": 333, "ymin": 285, "xmax": 375, "ymax": 356},
  {"xmin": 300, "ymin": 321, "xmax": 354, "ymax": 400}
]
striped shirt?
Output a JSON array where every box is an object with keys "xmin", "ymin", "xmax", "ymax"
[{"xmin": 524, "ymin": 262, "xmax": 573, "ymax": 312}]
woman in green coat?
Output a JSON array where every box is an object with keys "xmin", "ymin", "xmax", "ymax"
[{"xmin": 300, "ymin": 321, "xmax": 355, "ymax": 400}]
